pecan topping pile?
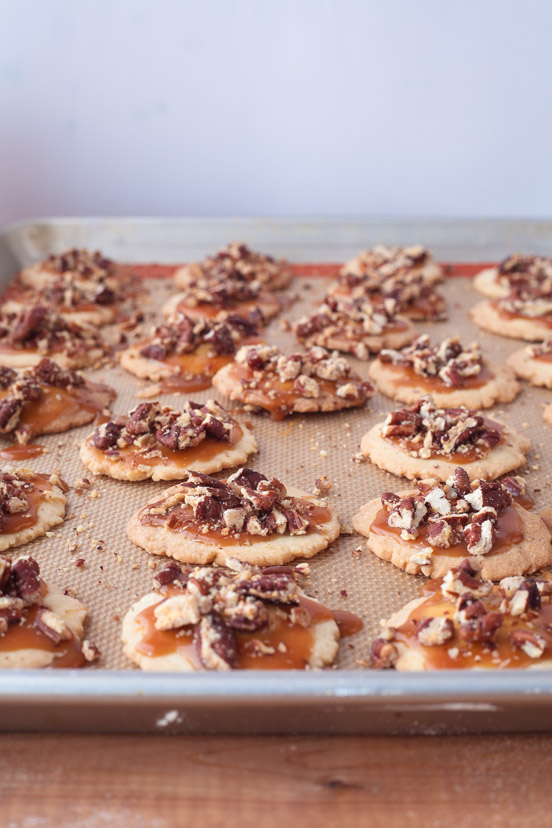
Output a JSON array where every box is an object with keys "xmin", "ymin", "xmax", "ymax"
[
  {"xmin": 24, "ymin": 274, "xmax": 119, "ymax": 309},
  {"xmin": 293, "ymin": 296, "xmax": 403, "ymax": 359},
  {"xmin": 0, "ymin": 554, "xmax": 99, "ymax": 659},
  {"xmin": 381, "ymin": 397, "xmax": 502, "ymax": 459},
  {"xmin": 144, "ymin": 468, "xmax": 322, "ymax": 538},
  {"xmin": 139, "ymin": 312, "xmax": 261, "ymax": 361},
  {"xmin": 177, "ymin": 267, "xmax": 269, "ymax": 309},
  {"xmin": 45, "ymin": 248, "xmax": 114, "ymax": 282},
  {"xmin": 186, "ymin": 242, "xmax": 292, "ymax": 290},
  {"xmin": 497, "ymin": 253, "xmax": 552, "ymax": 290},
  {"xmin": 337, "ymin": 245, "xmax": 446, "ymax": 320},
  {"xmin": 0, "ymin": 359, "xmax": 85, "ymax": 442},
  {"xmin": 380, "ymin": 468, "xmax": 520, "ymax": 557},
  {"xmin": 92, "ymin": 400, "xmax": 240, "ymax": 454},
  {"xmin": 529, "ymin": 339, "xmax": 552, "ymax": 358},
  {"xmin": 380, "ymin": 335, "xmax": 484, "ymax": 387},
  {"xmin": 0, "ymin": 306, "xmax": 103, "ymax": 355},
  {"xmin": 341, "ymin": 245, "xmax": 432, "ymax": 282},
  {"xmin": 234, "ymin": 344, "xmax": 373, "ymax": 402},
  {"xmin": 0, "ymin": 470, "xmax": 38, "ymax": 525},
  {"xmin": 371, "ymin": 558, "xmax": 552, "ymax": 669},
  {"xmin": 148, "ymin": 561, "xmax": 313, "ymax": 670},
  {"xmin": 497, "ymin": 280, "xmax": 552, "ymax": 319}
]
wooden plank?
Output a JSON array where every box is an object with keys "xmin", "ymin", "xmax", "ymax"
[{"xmin": 1, "ymin": 734, "xmax": 551, "ymax": 827}]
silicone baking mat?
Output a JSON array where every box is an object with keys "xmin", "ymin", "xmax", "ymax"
[{"xmin": 4, "ymin": 259, "xmax": 550, "ymax": 671}]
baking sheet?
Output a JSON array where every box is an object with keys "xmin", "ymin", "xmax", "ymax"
[{"xmin": 1, "ymin": 217, "xmax": 552, "ymax": 734}]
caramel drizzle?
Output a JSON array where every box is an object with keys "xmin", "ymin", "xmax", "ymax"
[
  {"xmin": 1, "ymin": 474, "xmax": 59, "ymax": 535},
  {"xmin": 0, "ymin": 380, "xmax": 113, "ymax": 441},
  {"xmin": 383, "ymin": 362, "xmax": 493, "ymax": 392},
  {"xmin": 134, "ymin": 588, "xmax": 361, "ymax": 669},
  {"xmin": 384, "ymin": 418, "xmax": 505, "ymax": 464},
  {"xmin": 0, "ymin": 604, "xmax": 85, "ymax": 668},
  {"xmin": 370, "ymin": 503, "xmax": 523, "ymax": 557},
  {"xmin": 141, "ymin": 499, "xmax": 332, "ymax": 546},
  {"xmin": 87, "ymin": 425, "xmax": 243, "ymax": 469},
  {"xmin": 222, "ymin": 364, "xmax": 366, "ymax": 421},
  {"xmin": 395, "ymin": 579, "xmax": 552, "ymax": 669}
]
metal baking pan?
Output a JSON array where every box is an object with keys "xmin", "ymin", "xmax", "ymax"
[{"xmin": 0, "ymin": 216, "xmax": 552, "ymax": 735}]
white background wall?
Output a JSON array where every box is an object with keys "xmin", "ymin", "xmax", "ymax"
[{"xmin": 1, "ymin": 0, "xmax": 551, "ymax": 224}]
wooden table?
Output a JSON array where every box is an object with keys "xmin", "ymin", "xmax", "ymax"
[{"xmin": 2, "ymin": 733, "xmax": 551, "ymax": 827}]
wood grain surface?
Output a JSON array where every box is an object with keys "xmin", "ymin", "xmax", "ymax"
[{"xmin": 2, "ymin": 733, "xmax": 551, "ymax": 827}]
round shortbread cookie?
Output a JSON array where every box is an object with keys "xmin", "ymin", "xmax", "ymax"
[
  {"xmin": 360, "ymin": 420, "xmax": 531, "ymax": 482},
  {"xmin": 471, "ymin": 300, "xmax": 552, "ymax": 342},
  {"xmin": 79, "ymin": 425, "xmax": 257, "ymax": 481},
  {"xmin": 353, "ymin": 496, "xmax": 552, "ymax": 580},
  {"xmin": 127, "ymin": 486, "xmax": 340, "ymax": 566},
  {"xmin": 368, "ymin": 359, "xmax": 520, "ymax": 409},
  {"xmin": 122, "ymin": 591, "xmax": 339, "ymax": 672}
]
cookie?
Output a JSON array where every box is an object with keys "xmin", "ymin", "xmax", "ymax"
[
  {"xmin": 127, "ymin": 467, "xmax": 340, "ymax": 566},
  {"xmin": 174, "ymin": 242, "xmax": 293, "ymax": 292},
  {"xmin": 80, "ymin": 400, "xmax": 257, "ymax": 481},
  {"xmin": 122, "ymin": 561, "xmax": 341, "ymax": 671},
  {"xmin": 1, "ymin": 274, "xmax": 120, "ymax": 328},
  {"xmin": 473, "ymin": 254, "xmax": 552, "ymax": 299},
  {"xmin": 507, "ymin": 340, "xmax": 552, "ymax": 388},
  {"xmin": 330, "ymin": 261, "xmax": 446, "ymax": 321},
  {"xmin": 0, "ymin": 306, "xmax": 105, "ymax": 370},
  {"xmin": 119, "ymin": 312, "xmax": 262, "ymax": 392},
  {"xmin": 0, "ymin": 554, "xmax": 99, "ymax": 668},
  {"xmin": 212, "ymin": 344, "xmax": 373, "ymax": 419},
  {"xmin": 371, "ymin": 559, "xmax": 552, "ymax": 670},
  {"xmin": 544, "ymin": 404, "xmax": 552, "ymax": 426},
  {"xmin": 293, "ymin": 295, "xmax": 417, "ymax": 358},
  {"xmin": 471, "ymin": 292, "xmax": 552, "ymax": 341},
  {"xmin": 360, "ymin": 397, "xmax": 530, "ymax": 482},
  {"xmin": 162, "ymin": 270, "xmax": 283, "ymax": 323},
  {"xmin": 0, "ymin": 468, "xmax": 67, "ymax": 553},
  {"xmin": 368, "ymin": 335, "xmax": 520, "ymax": 408},
  {"xmin": 19, "ymin": 248, "xmax": 115, "ymax": 291},
  {"xmin": 0, "ymin": 359, "xmax": 115, "ymax": 444},
  {"xmin": 340, "ymin": 244, "xmax": 443, "ymax": 286},
  {"xmin": 353, "ymin": 471, "xmax": 552, "ymax": 580}
]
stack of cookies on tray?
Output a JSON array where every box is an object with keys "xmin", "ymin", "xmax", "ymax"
[{"xmin": 1, "ymin": 239, "xmax": 552, "ymax": 674}]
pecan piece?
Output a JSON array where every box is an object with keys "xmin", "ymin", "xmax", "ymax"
[
  {"xmin": 370, "ymin": 637, "xmax": 398, "ymax": 669},
  {"xmin": 509, "ymin": 628, "xmax": 546, "ymax": 658},
  {"xmin": 196, "ymin": 613, "xmax": 238, "ymax": 670},
  {"xmin": 459, "ymin": 612, "xmax": 503, "ymax": 644},
  {"xmin": 417, "ymin": 616, "xmax": 454, "ymax": 646}
]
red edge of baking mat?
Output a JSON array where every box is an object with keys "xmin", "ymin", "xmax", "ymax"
[{"xmin": 121, "ymin": 262, "xmax": 495, "ymax": 280}]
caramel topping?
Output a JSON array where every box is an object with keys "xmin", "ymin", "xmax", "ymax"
[
  {"xmin": 370, "ymin": 503, "xmax": 523, "ymax": 557},
  {"xmin": 0, "ymin": 380, "xmax": 113, "ymax": 442},
  {"xmin": 394, "ymin": 579, "xmax": 552, "ymax": 669},
  {"xmin": 175, "ymin": 297, "xmax": 278, "ymax": 319},
  {"xmin": 86, "ymin": 426, "xmax": 243, "ymax": 470},
  {"xmin": 0, "ymin": 604, "xmax": 86, "ymax": 668},
  {"xmin": 134, "ymin": 586, "xmax": 359, "ymax": 669},
  {"xmin": 493, "ymin": 300, "xmax": 552, "ymax": 328},
  {"xmin": 383, "ymin": 362, "xmax": 493, "ymax": 393},
  {"xmin": 0, "ymin": 445, "xmax": 44, "ymax": 461},
  {"xmin": 0, "ymin": 474, "xmax": 58, "ymax": 535},
  {"xmin": 157, "ymin": 339, "xmax": 260, "ymax": 392},
  {"xmin": 142, "ymin": 498, "xmax": 332, "ymax": 546}
]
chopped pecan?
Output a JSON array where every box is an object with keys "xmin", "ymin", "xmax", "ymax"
[
  {"xmin": 417, "ymin": 616, "xmax": 454, "ymax": 646},
  {"xmin": 196, "ymin": 613, "xmax": 238, "ymax": 670},
  {"xmin": 370, "ymin": 637, "xmax": 398, "ymax": 668},
  {"xmin": 10, "ymin": 557, "xmax": 41, "ymax": 602},
  {"xmin": 459, "ymin": 612, "xmax": 503, "ymax": 644},
  {"xmin": 509, "ymin": 628, "xmax": 546, "ymax": 658},
  {"xmin": 35, "ymin": 607, "xmax": 69, "ymax": 645}
]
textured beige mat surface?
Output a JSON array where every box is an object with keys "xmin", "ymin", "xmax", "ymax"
[{"xmin": 7, "ymin": 273, "xmax": 551, "ymax": 670}]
